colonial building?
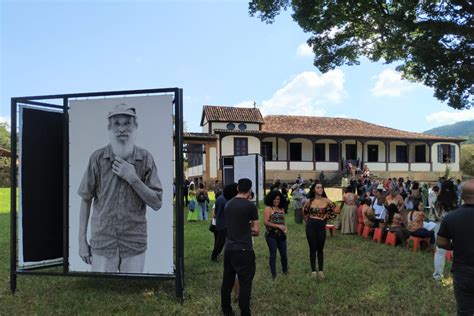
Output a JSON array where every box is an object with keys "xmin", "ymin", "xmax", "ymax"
[{"xmin": 184, "ymin": 106, "xmax": 464, "ymax": 185}]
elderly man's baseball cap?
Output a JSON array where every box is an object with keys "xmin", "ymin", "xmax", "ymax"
[{"xmin": 107, "ymin": 103, "xmax": 136, "ymax": 118}]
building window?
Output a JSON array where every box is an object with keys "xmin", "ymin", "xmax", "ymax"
[
  {"xmin": 396, "ymin": 145, "xmax": 408, "ymax": 163},
  {"xmin": 329, "ymin": 144, "xmax": 339, "ymax": 161},
  {"xmin": 238, "ymin": 123, "xmax": 247, "ymax": 131},
  {"xmin": 367, "ymin": 145, "xmax": 378, "ymax": 162},
  {"xmin": 261, "ymin": 141, "xmax": 273, "ymax": 161},
  {"xmin": 415, "ymin": 145, "xmax": 427, "ymax": 162},
  {"xmin": 186, "ymin": 144, "xmax": 203, "ymax": 167},
  {"xmin": 314, "ymin": 143, "xmax": 325, "ymax": 161},
  {"xmin": 345, "ymin": 144, "xmax": 357, "ymax": 160},
  {"xmin": 290, "ymin": 143, "xmax": 302, "ymax": 161},
  {"xmin": 438, "ymin": 144, "xmax": 455, "ymax": 163},
  {"xmin": 234, "ymin": 137, "xmax": 248, "ymax": 156},
  {"xmin": 226, "ymin": 123, "xmax": 235, "ymax": 130}
]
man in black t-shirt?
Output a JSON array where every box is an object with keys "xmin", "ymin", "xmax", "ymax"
[
  {"xmin": 221, "ymin": 178, "xmax": 259, "ymax": 316},
  {"xmin": 437, "ymin": 179, "xmax": 474, "ymax": 315}
]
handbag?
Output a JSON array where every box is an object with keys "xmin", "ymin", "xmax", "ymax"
[{"xmin": 209, "ymin": 218, "xmax": 217, "ymax": 232}]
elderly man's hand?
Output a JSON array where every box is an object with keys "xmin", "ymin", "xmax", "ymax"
[
  {"xmin": 79, "ymin": 240, "xmax": 92, "ymax": 265},
  {"xmin": 112, "ymin": 156, "xmax": 139, "ymax": 184}
]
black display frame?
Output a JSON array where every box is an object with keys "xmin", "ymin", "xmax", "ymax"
[{"xmin": 10, "ymin": 88, "xmax": 185, "ymax": 300}]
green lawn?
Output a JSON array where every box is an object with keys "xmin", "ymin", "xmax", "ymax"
[{"xmin": 0, "ymin": 188, "xmax": 456, "ymax": 314}]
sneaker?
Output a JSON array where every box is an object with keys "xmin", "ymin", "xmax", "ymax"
[
  {"xmin": 317, "ymin": 271, "xmax": 325, "ymax": 280},
  {"xmin": 311, "ymin": 271, "xmax": 318, "ymax": 278}
]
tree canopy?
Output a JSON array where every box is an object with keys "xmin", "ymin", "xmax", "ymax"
[
  {"xmin": 0, "ymin": 123, "xmax": 10, "ymax": 150},
  {"xmin": 249, "ymin": 0, "xmax": 473, "ymax": 109}
]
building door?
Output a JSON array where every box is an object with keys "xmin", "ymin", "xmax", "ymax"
[
  {"xmin": 290, "ymin": 143, "xmax": 302, "ymax": 161},
  {"xmin": 415, "ymin": 145, "xmax": 426, "ymax": 162},
  {"xmin": 396, "ymin": 145, "xmax": 408, "ymax": 163},
  {"xmin": 261, "ymin": 141, "xmax": 273, "ymax": 161},
  {"xmin": 329, "ymin": 143, "xmax": 339, "ymax": 161},
  {"xmin": 346, "ymin": 144, "xmax": 357, "ymax": 160},
  {"xmin": 234, "ymin": 137, "xmax": 248, "ymax": 156},
  {"xmin": 367, "ymin": 144, "xmax": 378, "ymax": 162},
  {"xmin": 314, "ymin": 143, "xmax": 325, "ymax": 161}
]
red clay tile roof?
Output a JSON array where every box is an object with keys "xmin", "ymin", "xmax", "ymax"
[
  {"xmin": 262, "ymin": 115, "xmax": 464, "ymax": 142},
  {"xmin": 183, "ymin": 132, "xmax": 218, "ymax": 140},
  {"xmin": 200, "ymin": 105, "xmax": 264, "ymax": 126}
]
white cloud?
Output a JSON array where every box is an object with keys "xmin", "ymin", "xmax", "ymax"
[
  {"xmin": 296, "ymin": 43, "xmax": 313, "ymax": 57},
  {"xmin": 371, "ymin": 69, "xmax": 420, "ymax": 97},
  {"xmin": 426, "ymin": 109, "xmax": 474, "ymax": 125},
  {"xmin": 259, "ymin": 70, "xmax": 346, "ymax": 116},
  {"xmin": 233, "ymin": 100, "xmax": 255, "ymax": 108}
]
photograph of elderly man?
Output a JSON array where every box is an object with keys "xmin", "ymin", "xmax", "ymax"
[{"xmin": 77, "ymin": 103, "xmax": 163, "ymax": 273}]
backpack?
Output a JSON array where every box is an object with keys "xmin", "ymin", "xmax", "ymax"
[{"xmin": 197, "ymin": 191, "xmax": 206, "ymax": 203}]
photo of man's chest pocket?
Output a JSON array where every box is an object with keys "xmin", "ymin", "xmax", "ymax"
[{"xmin": 93, "ymin": 158, "xmax": 151, "ymax": 222}]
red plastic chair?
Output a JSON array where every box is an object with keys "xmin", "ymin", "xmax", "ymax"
[
  {"xmin": 357, "ymin": 223, "xmax": 364, "ymax": 236},
  {"xmin": 325, "ymin": 224, "xmax": 336, "ymax": 237},
  {"xmin": 406, "ymin": 236, "xmax": 430, "ymax": 252},
  {"xmin": 385, "ymin": 231, "xmax": 397, "ymax": 246},
  {"xmin": 362, "ymin": 225, "xmax": 375, "ymax": 239},
  {"xmin": 373, "ymin": 228, "xmax": 383, "ymax": 243}
]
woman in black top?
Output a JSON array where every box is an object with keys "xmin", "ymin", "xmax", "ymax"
[
  {"xmin": 263, "ymin": 190, "xmax": 288, "ymax": 279},
  {"xmin": 303, "ymin": 182, "xmax": 339, "ymax": 279}
]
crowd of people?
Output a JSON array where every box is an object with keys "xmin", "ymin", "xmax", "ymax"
[{"xmin": 183, "ymin": 173, "xmax": 473, "ymax": 315}]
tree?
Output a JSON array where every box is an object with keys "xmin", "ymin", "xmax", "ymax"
[
  {"xmin": 0, "ymin": 122, "xmax": 11, "ymax": 149},
  {"xmin": 249, "ymin": 0, "xmax": 473, "ymax": 109},
  {"xmin": 461, "ymin": 144, "xmax": 474, "ymax": 175}
]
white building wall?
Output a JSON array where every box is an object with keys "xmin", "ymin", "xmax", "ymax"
[
  {"xmin": 277, "ymin": 138, "xmax": 287, "ymax": 160},
  {"xmin": 290, "ymin": 138, "xmax": 312, "ymax": 161},
  {"xmin": 411, "ymin": 163, "xmax": 430, "ymax": 171},
  {"xmin": 365, "ymin": 162, "xmax": 386, "ymax": 171},
  {"xmin": 316, "ymin": 139, "xmax": 336, "ymax": 161},
  {"xmin": 266, "ymin": 161, "xmax": 287, "ymax": 170},
  {"xmin": 364, "ymin": 141, "xmax": 385, "ymax": 162},
  {"xmin": 202, "ymin": 117, "xmax": 208, "ymax": 133},
  {"xmin": 315, "ymin": 162, "xmax": 339, "ymax": 171},
  {"xmin": 389, "ymin": 141, "xmax": 407, "ymax": 162},
  {"xmin": 409, "ymin": 142, "xmax": 429, "ymax": 163},
  {"xmin": 188, "ymin": 165, "xmax": 203, "ymax": 177},
  {"xmin": 290, "ymin": 161, "xmax": 313, "ymax": 170},
  {"xmin": 221, "ymin": 135, "xmax": 260, "ymax": 156},
  {"xmin": 209, "ymin": 147, "xmax": 217, "ymax": 178},
  {"xmin": 388, "ymin": 163, "xmax": 409, "ymax": 171},
  {"xmin": 211, "ymin": 122, "xmax": 260, "ymax": 133}
]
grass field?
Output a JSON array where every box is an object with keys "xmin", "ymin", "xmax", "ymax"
[{"xmin": 0, "ymin": 188, "xmax": 456, "ymax": 315}]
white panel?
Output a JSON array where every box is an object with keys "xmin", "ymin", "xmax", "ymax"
[
  {"xmin": 290, "ymin": 161, "xmax": 313, "ymax": 170},
  {"xmin": 210, "ymin": 147, "xmax": 217, "ymax": 178},
  {"xmin": 69, "ymin": 95, "xmax": 174, "ymax": 275},
  {"xmin": 316, "ymin": 162, "xmax": 339, "ymax": 171},
  {"xmin": 234, "ymin": 154, "xmax": 264, "ymax": 203},
  {"xmin": 266, "ymin": 161, "xmax": 287, "ymax": 170},
  {"xmin": 388, "ymin": 163, "xmax": 409, "ymax": 171},
  {"xmin": 188, "ymin": 165, "xmax": 203, "ymax": 177},
  {"xmin": 365, "ymin": 162, "xmax": 386, "ymax": 171},
  {"xmin": 411, "ymin": 163, "xmax": 430, "ymax": 171}
]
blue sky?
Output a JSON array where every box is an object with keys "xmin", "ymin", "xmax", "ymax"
[{"xmin": 1, "ymin": 0, "xmax": 471, "ymax": 133}]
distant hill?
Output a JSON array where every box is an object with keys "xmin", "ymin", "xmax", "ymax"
[{"xmin": 424, "ymin": 120, "xmax": 474, "ymax": 143}]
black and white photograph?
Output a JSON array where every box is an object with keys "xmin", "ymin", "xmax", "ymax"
[{"xmin": 69, "ymin": 95, "xmax": 174, "ymax": 275}]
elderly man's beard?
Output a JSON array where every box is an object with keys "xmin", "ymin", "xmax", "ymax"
[{"xmin": 109, "ymin": 129, "xmax": 136, "ymax": 159}]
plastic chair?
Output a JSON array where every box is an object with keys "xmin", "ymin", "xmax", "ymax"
[
  {"xmin": 406, "ymin": 236, "xmax": 430, "ymax": 252},
  {"xmin": 373, "ymin": 228, "xmax": 383, "ymax": 243},
  {"xmin": 325, "ymin": 224, "xmax": 336, "ymax": 237},
  {"xmin": 357, "ymin": 223, "xmax": 364, "ymax": 236},
  {"xmin": 385, "ymin": 231, "xmax": 397, "ymax": 246},
  {"xmin": 362, "ymin": 225, "xmax": 375, "ymax": 239}
]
